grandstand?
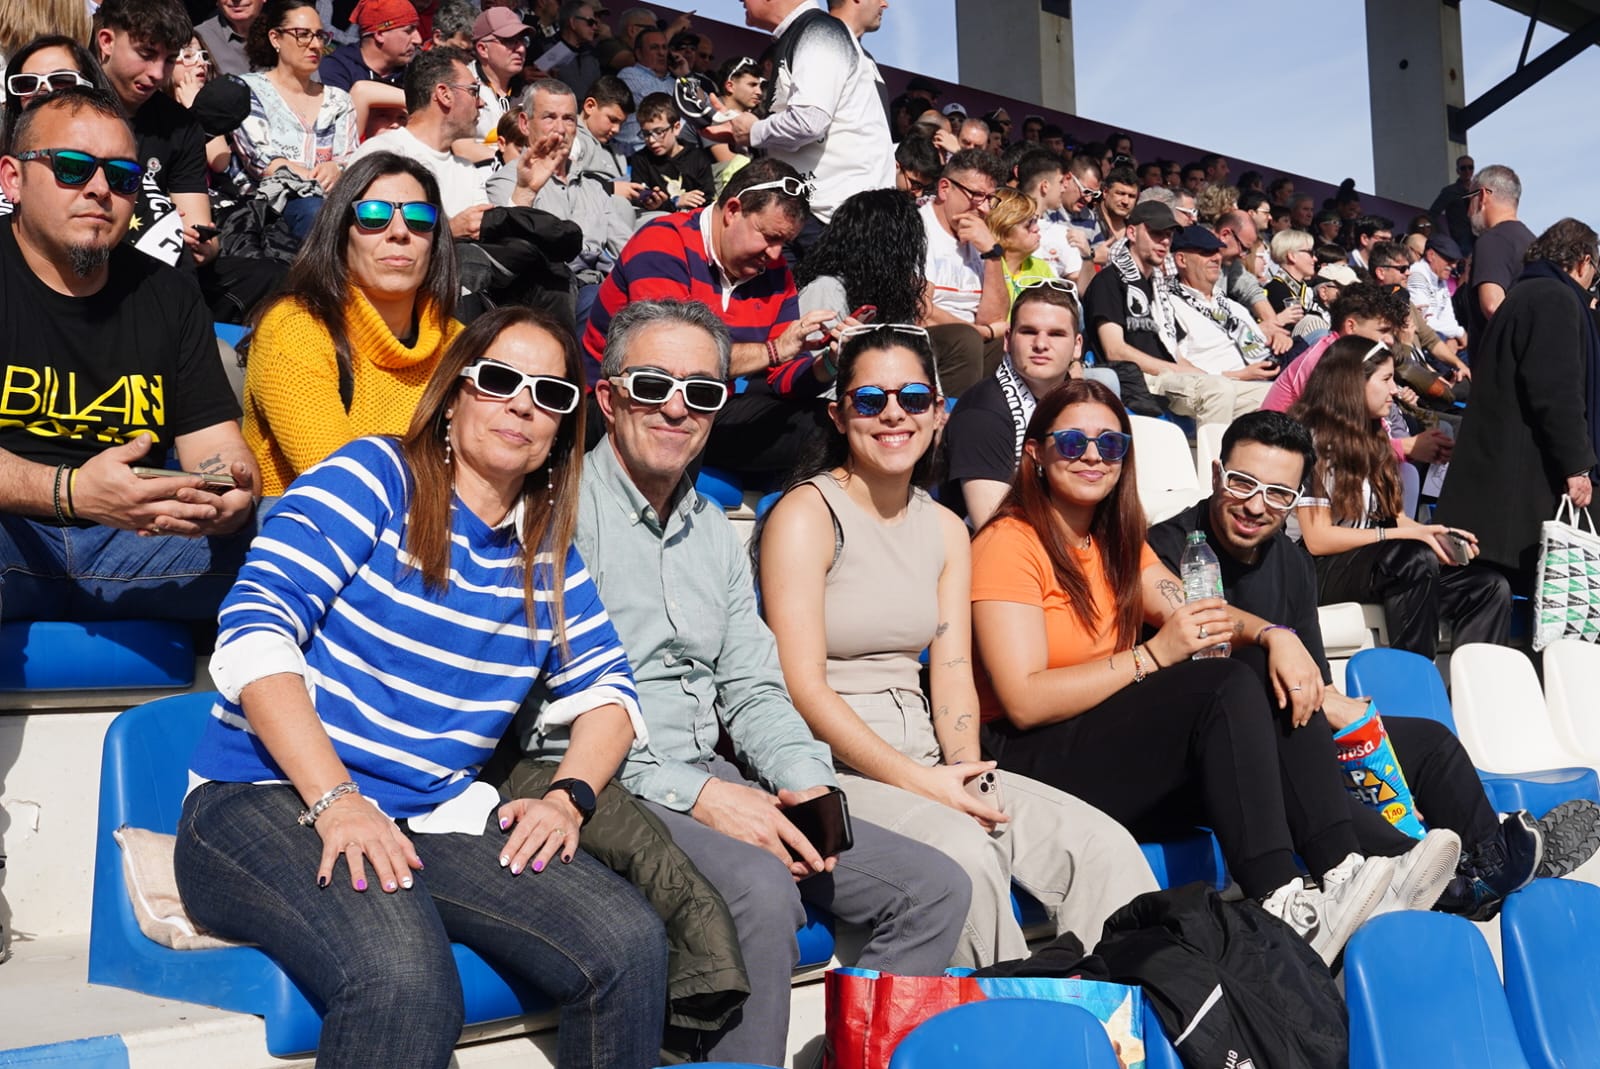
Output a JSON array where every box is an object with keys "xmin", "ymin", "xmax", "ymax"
[{"xmin": 1, "ymin": 3, "xmax": 1598, "ymax": 1067}]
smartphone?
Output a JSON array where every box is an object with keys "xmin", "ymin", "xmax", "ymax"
[
  {"xmin": 191, "ymin": 224, "xmax": 220, "ymax": 241},
  {"xmin": 848, "ymin": 304, "xmax": 878, "ymax": 324},
  {"xmin": 131, "ymin": 466, "xmax": 238, "ymax": 490},
  {"xmin": 964, "ymin": 769, "xmax": 1005, "ymax": 810},
  {"xmin": 783, "ymin": 787, "xmax": 854, "ymax": 861},
  {"xmin": 1442, "ymin": 531, "xmax": 1472, "ymax": 566}
]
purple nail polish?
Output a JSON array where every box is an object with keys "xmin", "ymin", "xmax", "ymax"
[
  {"xmin": 532, "ymin": 859, "xmax": 544, "ymax": 873},
  {"xmin": 416, "ymin": 860, "xmax": 424, "ymax": 870},
  {"xmin": 355, "ymin": 879, "xmax": 367, "ymax": 891},
  {"xmin": 383, "ymin": 881, "xmax": 397, "ymax": 892},
  {"xmin": 511, "ymin": 862, "xmax": 522, "ymax": 875},
  {"xmin": 499, "ymin": 817, "xmax": 510, "ymax": 831}
]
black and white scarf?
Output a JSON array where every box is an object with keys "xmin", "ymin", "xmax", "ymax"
[
  {"xmin": 994, "ymin": 356, "xmax": 1038, "ymax": 461},
  {"xmin": 1165, "ymin": 280, "xmax": 1273, "ymax": 363},
  {"xmin": 1110, "ymin": 242, "xmax": 1180, "ymax": 358}
]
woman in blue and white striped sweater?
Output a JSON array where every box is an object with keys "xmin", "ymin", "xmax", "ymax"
[{"xmin": 174, "ymin": 306, "xmax": 668, "ymax": 1069}]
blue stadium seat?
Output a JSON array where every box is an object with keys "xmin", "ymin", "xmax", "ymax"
[
  {"xmin": 695, "ymin": 466, "xmax": 745, "ymax": 509},
  {"xmin": 1346, "ymin": 648, "xmax": 1599, "ymax": 817},
  {"xmin": 1139, "ymin": 830, "xmax": 1229, "ymax": 891},
  {"xmin": 755, "ymin": 490, "xmax": 783, "ymax": 519},
  {"xmin": 1143, "ymin": 997, "xmax": 1183, "ymax": 1069},
  {"xmin": 887, "ymin": 998, "xmax": 1121, "ymax": 1068},
  {"xmin": 1345, "ymin": 912, "xmax": 1531, "ymax": 1069},
  {"xmin": 90, "ymin": 693, "xmax": 835, "ymax": 1056},
  {"xmin": 214, "ymin": 322, "xmax": 250, "ymax": 349},
  {"xmin": 0, "ymin": 620, "xmax": 194, "ymax": 691},
  {"xmin": 1500, "ymin": 877, "xmax": 1600, "ymax": 1069}
]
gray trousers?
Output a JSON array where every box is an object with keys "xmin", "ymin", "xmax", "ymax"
[{"xmin": 643, "ymin": 757, "xmax": 971, "ymax": 1065}]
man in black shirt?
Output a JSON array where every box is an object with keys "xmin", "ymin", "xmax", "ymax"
[
  {"xmin": 1464, "ymin": 164, "xmax": 1535, "ymax": 344},
  {"xmin": 0, "ymin": 89, "xmax": 257, "ymax": 622},
  {"xmin": 1081, "ymin": 199, "xmax": 1181, "ymax": 415},
  {"xmin": 1149, "ymin": 411, "xmax": 1600, "ymax": 919}
]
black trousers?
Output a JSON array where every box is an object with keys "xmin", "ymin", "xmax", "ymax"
[
  {"xmin": 981, "ymin": 656, "xmax": 1358, "ymax": 898},
  {"xmin": 925, "ymin": 323, "xmax": 1003, "ymax": 399},
  {"xmin": 1342, "ymin": 715, "xmax": 1500, "ymax": 859},
  {"xmin": 699, "ymin": 380, "xmax": 827, "ymax": 479},
  {"xmin": 1313, "ymin": 539, "xmax": 1511, "ymax": 658}
]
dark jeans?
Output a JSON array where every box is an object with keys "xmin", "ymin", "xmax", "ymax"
[
  {"xmin": 982, "ymin": 657, "xmax": 1317, "ymax": 898},
  {"xmin": 175, "ymin": 782, "xmax": 668, "ymax": 1069},
  {"xmin": 1313, "ymin": 539, "xmax": 1512, "ymax": 658},
  {"xmin": 0, "ymin": 514, "xmax": 252, "ymax": 622}
]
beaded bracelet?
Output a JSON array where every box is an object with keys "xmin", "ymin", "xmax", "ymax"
[
  {"xmin": 1257, "ymin": 623, "xmax": 1298, "ymax": 644},
  {"xmin": 1131, "ymin": 644, "xmax": 1148, "ymax": 683},
  {"xmin": 51, "ymin": 464, "xmax": 70, "ymax": 525},
  {"xmin": 298, "ymin": 781, "xmax": 361, "ymax": 827}
]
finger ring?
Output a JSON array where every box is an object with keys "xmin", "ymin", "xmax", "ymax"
[
  {"xmin": 1198, "ymin": 626, "xmax": 1209, "ymax": 640},
  {"xmin": 1290, "ymin": 686, "xmax": 1303, "ymax": 692}
]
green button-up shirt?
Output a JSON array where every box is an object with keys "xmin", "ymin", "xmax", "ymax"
[{"xmin": 576, "ymin": 439, "xmax": 838, "ymax": 811}]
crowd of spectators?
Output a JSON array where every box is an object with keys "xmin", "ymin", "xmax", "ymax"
[{"xmin": 3, "ymin": 0, "xmax": 1600, "ymax": 1065}]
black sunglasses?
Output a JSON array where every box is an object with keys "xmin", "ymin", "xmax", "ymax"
[
  {"xmin": 14, "ymin": 149, "xmax": 143, "ymax": 194},
  {"xmin": 845, "ymin": 383, "xmax": 935, "ymax": 417},
  {"xmin": 1047, "ymin": 428, "xmax": 1131, "ymax": 461},
  {"xmin": 460, "ymin": 359, "xmax": 580, "ymax": 413},
  {"xmin": 352, "ymin": 199, "xmax": 439, "ymax": 233},
  {"xmin": 611, "ymin": 369, "xmax": 729, "ymax": 412}
]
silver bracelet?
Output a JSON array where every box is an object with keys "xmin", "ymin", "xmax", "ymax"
[{"xmin": 298, "ymin": 781, "xmax": 360, "ymax": 827}]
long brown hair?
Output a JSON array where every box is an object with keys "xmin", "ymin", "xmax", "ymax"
[
  {"xmin": 399, "ymin": 307, "xmax": 587, "ymax": 650},
  {"xmin": 987, "ymin": 379, "xmax": 1147, "ymax": 649},
  {"xmin": 1289, "ymin": 336, "xmax": 1402, "ymax": 523}
]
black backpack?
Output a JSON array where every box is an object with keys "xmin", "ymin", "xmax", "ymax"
[{"xmin": 1095, "ymin": 883, "xmax": 1348, "ymax": 1069}]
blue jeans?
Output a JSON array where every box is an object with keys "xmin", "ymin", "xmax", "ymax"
[
  {"xmin": 0, "ymin": 515, "xmax": 252, "ymax": 622},
  {"xmin": 175, "ymin": 781, "xmax": 668, "ymax": 1069}
]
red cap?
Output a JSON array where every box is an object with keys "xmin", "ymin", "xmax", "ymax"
[{"xmin": 351, "ymin": 0, "xmax": 419, "ymax": 34}]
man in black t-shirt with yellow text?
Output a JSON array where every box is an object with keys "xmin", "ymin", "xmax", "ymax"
[{"xmin": 0, "ymin": 89, "xmax": 258, "ymax": 623}]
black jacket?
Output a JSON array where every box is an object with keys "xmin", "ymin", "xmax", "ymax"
[
  {"xmin": 1095, "ymin": 883, "xmax": 1347, "ymax": 1069},
  {"xmin": 1436, "ymin": 275, "xmax": 1599, "ymax": 576}
]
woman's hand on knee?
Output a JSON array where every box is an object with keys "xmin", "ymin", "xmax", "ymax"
[
  {"xmin": 315, "ymin": 795, "xmax": 422, "ymax": 893},
  {"xmin": 495, "ymin": 797, "xmax": 581, "ymax": 875},
  {"xmin": 911, "ymin": 763, "xmax": 1009, "ymax": 832}
]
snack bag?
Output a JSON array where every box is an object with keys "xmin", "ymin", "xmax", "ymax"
[{"xmin": 1333, "ymin": 701, "xmax": 1426, "ymax": 839}]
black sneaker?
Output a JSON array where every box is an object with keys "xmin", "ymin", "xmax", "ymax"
[
  {"xmin": 1435, "ymin": 810, "xmax": 1543, "ymax": 921},
  {"xmin": 673, "ymin": 75, "xmax": 734, "ymax": 128},
  {"xmin": 1535, "ymin": 798, "xmax": 1600, "ymax": 878}
]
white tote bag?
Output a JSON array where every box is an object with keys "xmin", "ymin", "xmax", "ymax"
[{"xmin": 1533, "ymin": 495, "xmax": 1600, "ymax": 651}]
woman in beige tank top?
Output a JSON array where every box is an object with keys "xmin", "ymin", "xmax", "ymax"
[{"xmin": 757, "ymin": 325, "xmax": 1156, "ymax": 968}]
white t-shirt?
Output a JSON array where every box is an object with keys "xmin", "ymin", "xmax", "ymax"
[
  {"xmin": 1036, "ymin": 219, "xmax": 1084, "ymax": 280},
  {"xmin": 920, "ymin": 201, "xmax": 984, "ymax": 323},
  {"xmin": 751, "ymin": 7, "xmax": 895, "ymax": 224},
  {"xmin": 350, "ymin": 126, "xmax": 488, "ymax": 219},
  {"xmin": 1169, "ymin": 286, "xmax": 1270, "ymax": 374}
]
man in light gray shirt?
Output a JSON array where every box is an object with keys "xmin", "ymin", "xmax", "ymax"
[{"xmin": 578, "ymin": 298, "xmax": 969, "ymax": 1065}]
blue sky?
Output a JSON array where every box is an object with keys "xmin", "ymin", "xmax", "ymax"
[{"xmin": 694, "ymin": 0, "xmax": 1595, "ymax": 233}]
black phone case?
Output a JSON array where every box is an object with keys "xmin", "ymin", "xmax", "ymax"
[{"xmin": 784, "ymin": 787, "xmax": 854, "ymax": 860}]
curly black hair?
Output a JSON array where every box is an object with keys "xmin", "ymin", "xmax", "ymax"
[{"xmin": 792, "ymin": 188, "xmax": 927, "ymax": 325}]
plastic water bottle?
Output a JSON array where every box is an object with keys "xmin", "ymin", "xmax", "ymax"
[{"xmin": 1180, "ymin": 531, "xmax": 1230, "ymax": 659}]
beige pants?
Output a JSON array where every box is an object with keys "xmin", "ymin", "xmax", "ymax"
[
  {"xmin": 1149, "ymin": 372, "xmax": 1271, "ymax": 426},
  {"xmin": 839, "ymin": 690, "xmax": 1159, "ymax": 967}
]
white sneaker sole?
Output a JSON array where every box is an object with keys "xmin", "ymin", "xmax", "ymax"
[
  {"xmin": 1313, "ymin": 856, "xmax": 1396, "ymax": 967},
  {"xmin": 1396, "ymin": 829, "xmax": 1462, "ymax": 911}
]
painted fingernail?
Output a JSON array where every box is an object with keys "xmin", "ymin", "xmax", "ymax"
[
  {"xmin": 499, "ymin": 854, "xmax": 510, "ymax": 867},
  {"xmin": 499, "ymin": 817, "xmax": 510, "ymax": 831},
  {"xmin": 416, "ymin": 860, "xmax": 424, "ymax": 870},
  {"xmin": 532, "ymin": 859, "xmax": 544, "ymax": 873},
  {"xmin": 355, "ymin": 879, "xmax": 367, "ymax": 891},
  {"xmin": 383, "ymin": 880, "xmax": 397, "ymax": 892},
  {"xmin": 512, "ymin": 862, "xmax": 524, "ymax": 875},
  {"xmin": 400, "ymin": 877, "xmax": 414, "ymax": 889},
  {"xmin": 561, "ymin": 854, "xmax": 572, "ymax": 864},
  {"xmin": 317, "ymin": 875, "xmax": 328, "ymax": 888}
]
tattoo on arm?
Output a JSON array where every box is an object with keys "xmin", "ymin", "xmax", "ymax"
[
  {"xmin": 197, "ymin": 452, "xmax": 226, "ymax": 474},
  {"xmin": 1157, "ymin": 578, "xmax": 1184, "ymax": 608},
  {"xmin": 941, "ymin": 656, "xmax": 969, "ymax": 669},
  {"xmin": 934, "ymin": 622, "xmax": 950, "ymax": 639},
  {"xmin": 933, "ymin": 704, "xmax": 951, "ymax": 722},
  {"xmin": 1232, "ymin": 619, "xmax": 1244, "ymax": 638},
  {"xmin": 953, "ymin": 712, "xmax": 972, "ymax": 733},
  {"xmin": 1107, "ymin": 652, "xmax": 1117, "ymax": 671}
]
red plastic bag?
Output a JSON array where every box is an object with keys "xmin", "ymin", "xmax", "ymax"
[{"xmin": 823, "ymin": 968, "xmax": 984, "ymax": 1069}]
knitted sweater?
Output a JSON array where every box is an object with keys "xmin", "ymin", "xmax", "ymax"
[
  {"xmin": 191, "ymin": 436, "xmax": 644, "ymax": 818},
  {"xmin": 243, "ymin": 291, "xmax": 462, "ymax": 495}
]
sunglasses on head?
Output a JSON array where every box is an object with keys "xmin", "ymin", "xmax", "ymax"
[
  {"xmin": 844, "ymin": 382, "xmax": 935, "ymax": 417},
  {"xmin": 6, "ymin": 70, "xmax": 91, "ymax": 97},
  {"xmin": 460, "ymin": 359, "xmax": 580, "ymax": 413},
  {"xmin": 739, "ymin": 175, "xmax": 812, "ymax": 200},
  {"xmin": 352, "ymin": 199, "xmax": 439, "ymax": 233},
  {"xmin": 14, "ymin": 148, "xmax": 143, "ymax": 194},
  {"xmin": 1220, "ymin": 468, "xmax": 1301, "ymax": 510},
  {"xmin": 1017, "ymin": 277, "xmax": 1079, "ymax": 297},
  {"xmin": 836, "ymin": 323, "xmax": 930, "ymax": 342},
  {"xmin": 1047, "ymin": 428, "xmax": 1130, "ymax": 461},
  {"xmin": 611, "ymin": 369, "xmax": 729, "ymax": 412}
]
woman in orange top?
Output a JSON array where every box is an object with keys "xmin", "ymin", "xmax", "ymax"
[
  {"xmin": 970, "ymin": 379, "xmax": 1424, "ymax": 966},
  {"xmin": 243, "ymin": 151, "xmax": 462, "ymax": 495}
]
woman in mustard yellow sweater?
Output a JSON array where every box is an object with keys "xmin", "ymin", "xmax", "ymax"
[{"xmin": 245, "ymin": 151, "xmax": 462, "ymax": 495}]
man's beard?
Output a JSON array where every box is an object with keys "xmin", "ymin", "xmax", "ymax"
[
  {"xmin": 67, "ymin": 242, "xmax": 112, "ymax": 278},
  {"xmin": 1469, "ymin": 203, "xmax": 1486, "ymax": 237}
]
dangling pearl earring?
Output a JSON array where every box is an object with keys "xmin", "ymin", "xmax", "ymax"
[{"xmin": 443, "ymin": 416, "xmax": 453, "ymax": 467}]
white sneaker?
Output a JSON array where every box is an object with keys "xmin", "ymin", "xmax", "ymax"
[
  {"xmin": 1375, "ymin": 829, "xmax": 1462, "ymax": 914},
  {"xmin": 1313, "ymin": 853, "xmax": 1396, "ymax": 965},
  {"xmin": 1260, "ymin": 876, "xmax": 1326, "ymax": 947}
]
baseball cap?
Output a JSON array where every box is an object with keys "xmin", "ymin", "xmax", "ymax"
[
  {"xmin": 473, "ymin": 7, "xmax": 531, "ymax": 41},
  {"xmin": 1312, "ymin": 264, "xmax": 1361, "ymax": 289},
  {"xmin": 1425, "ymin": 233, "xmax": 1464, "ymax": 263},
  {"xmin": 906, "ymin": 75, "xmax": 942, "ymax": 97},
  {"xmin": 1171, "ymin": 226, "xmax": 1224, "ymax": 253},
  {"xmin": 1127, "ymin": 201, "xmax": 1180, "ymax": 232},
  {"xmin": 351, "ymin": 0, "xmax": 418, "ymax": 34}
]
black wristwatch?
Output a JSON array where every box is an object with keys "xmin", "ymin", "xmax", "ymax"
[
  {"xmin": 543, "ymin": 778, "xmax": 596, "ymax": 826},
  {"xmin": 980, "ymin": 242, "xmax": 1004, "ymax": 260}
]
